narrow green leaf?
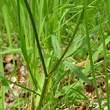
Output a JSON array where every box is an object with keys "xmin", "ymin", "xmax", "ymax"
[
  {"xmin": 64, "ymin": 61, "xmax": 91, "ymax": 85},
  {"xmin": 1, "ymin": 80, "xmax": 17, "ymax": 100},
  {"xmin": 0, "ymin": 74, "xmax": 40, "ymax": 96},
  {"xmin": 84, "ymin": 35, "xmax": 110, "ymax": 75},
  {"xmin": 59, "ymin": 4, "xmax": 83, "ymax": 10},
  {"xmin": 42, "ymin": 83, "xmax": 76, "ymax": 110},
  {"xmin": 64, "ymin": 30, "xmax": 97, "ymax": 58},
  {"xmin": 51, "ymin": 35, "xmax": 61, "ymax": 59},
  {"xmin": 0, "ymin": 47, "xmax": 33, "ymax": 55},
  {"xmin": 36, "ymin": 55, "xmax": 57, "ymax": 60},
  {"xmin": 73, "ymin": 47, "xmax": 97, "ymax": 55},
  {"xmin": 0, "ymin": 48, "xmax": 5, "ymax": 109},
  {"xmin": 0, "ymin": 0, "xmax": 17, "ymax": 97}
]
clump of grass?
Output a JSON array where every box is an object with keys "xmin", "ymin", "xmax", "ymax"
[{"xmin": 0, "ymin": 0, "xmax": 110, "ymax": 110}]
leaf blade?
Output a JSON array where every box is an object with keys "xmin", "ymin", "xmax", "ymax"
[
  {"xmin": 64, "ymin": 61, "xmax": 91, "ymax": 85},
  {"xmin": 51, "ymin": 35, "xmax": 61, "ymax": 59}
]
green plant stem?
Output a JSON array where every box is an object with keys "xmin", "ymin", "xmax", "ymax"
[
  {"xmin": 23, "ymin": 1, "xmax": 48, "ymax": 109},
  {"xmin": 0, "ymin": 49, "xmax": 5, "ymax": 110},
  {"xmin": 106, "ymin": 0, "xmax": 110, "ymax": 28},
  {"xmin": 99, "ymin": 13, "xmax": 110, "ymax": 108},
  {"xmin": 38, "ymin": 5, "xmax": 84, "ymax": 110},
  {"xmin": 23, "ymin": 0, "xmax": 48, "ymax": 77},
  {"xmin": 48, "ymin": 8, "xmax": 84, "ymax": 76},
  {"xmin": 37, "ymin": 77, "xmax": 48, "ymax": 110},
  {"xmin": 84, "ymin": 1, "xmax": 102, "ymax": 109}
]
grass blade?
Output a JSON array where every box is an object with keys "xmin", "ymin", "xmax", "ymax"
[
  {"xmin": 99, "ymin": 12, "xmax": 110, "ymax": 108},
  {"xmin": 84, "ymin": 1, "xmax": 102, "ymax": 109}
]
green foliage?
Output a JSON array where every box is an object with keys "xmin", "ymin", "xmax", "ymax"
[
  {"xmin": 64, "ymin": 61, "xmax": 91, "ymax": 85},
  {"xmin": 51, "ymin": 35, "xmax": 61, "ymax": 59},
  {"xmin": 0, "ymin": 0, "xmax": 110, "ymax": 109}
]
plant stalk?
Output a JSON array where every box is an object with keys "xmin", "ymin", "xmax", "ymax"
[
  {"xmin": 23, "ymin": 0, "xmax": 48, "ymax": 78},
  {"xmin": 37, "ymin": 77, "xmax": 48, "ymax": 110},
  {"xmin": 84, "ymin": 1, "xmax": 102, "ymax": 109},
  {"xmin": 23, "ymin": 1, "xmax": 48, "ymax": 109}
]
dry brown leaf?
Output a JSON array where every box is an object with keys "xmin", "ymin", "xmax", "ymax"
[
  {"xmin": 77, "ymin": 102, "xmax": 86, "ymax": 110},
  {"xmin": 76, "ymin": 60, "xmax": 90, "ymax": 67}
]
